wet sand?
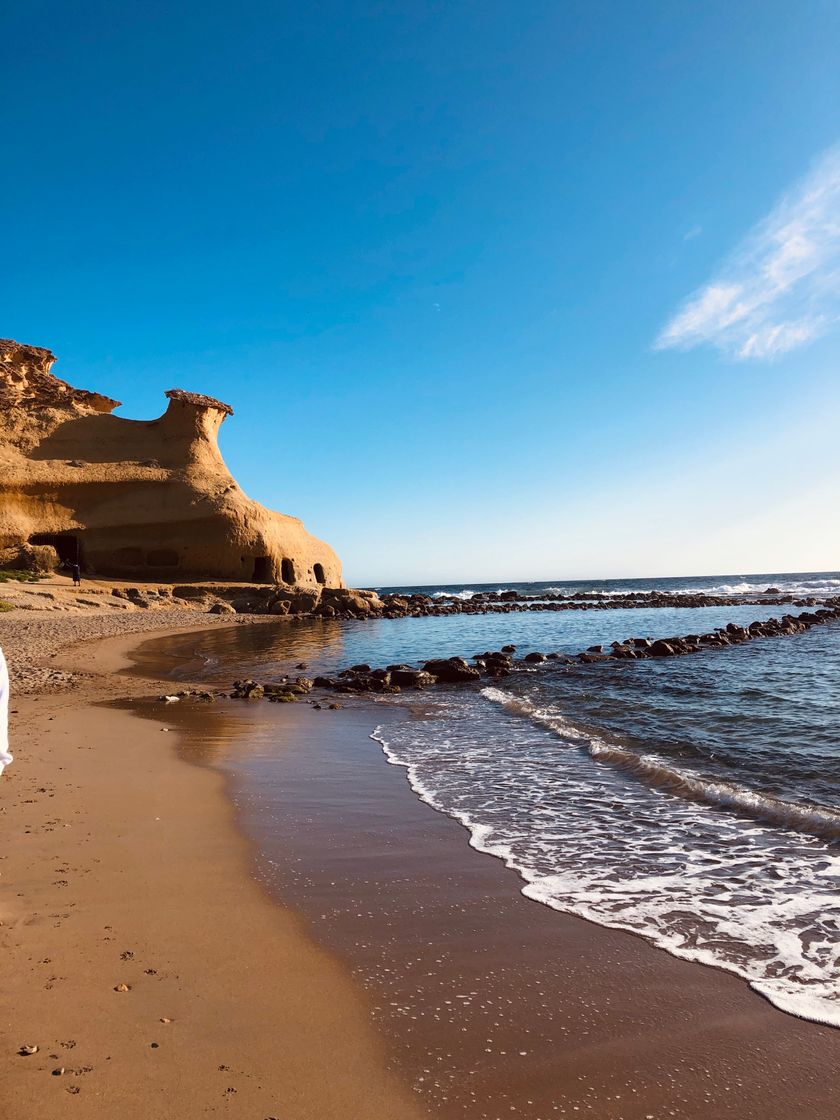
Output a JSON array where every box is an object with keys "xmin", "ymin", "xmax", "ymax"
[{"xmin": 136, "ymin": 679, "xmax": 840, "ymax": 1120}]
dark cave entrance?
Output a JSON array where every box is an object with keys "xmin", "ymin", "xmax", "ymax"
[
  {"xmin": 251, "ymin": 556, "xmax": 272, "ymax": 582},
  {"xmin": 29, "ymin": 533, "xmax": 83, "ymax": 567},
  {"xmin": 281, "ymin": 558, "xmax": 296, "ymax": 584},
  {"xmin": 313, "ymin": 563, "xmax": 326, "ymax": 584}
]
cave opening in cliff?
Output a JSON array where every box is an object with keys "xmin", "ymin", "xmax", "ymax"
[
  {"xmin": 281, "ymin": 557, "xmax": 296, "ymax": 584},
  {"xmin": 251, "ymin": 556, "xmax": 272, "ymax": 582},
  {"xmin": 313, "ymin": 563, "xmax": 326, "ymax": 584},
  {"xmin": 29, "ymin": 532, "xmax": 82, "ymax": 567}
]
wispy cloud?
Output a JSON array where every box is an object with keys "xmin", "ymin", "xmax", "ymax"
[{"xmin": 656, "ymin": 145, "xmax": 840, "ymax": 360}]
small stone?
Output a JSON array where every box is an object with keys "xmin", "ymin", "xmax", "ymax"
[
  {"xmin": 159, "ymin": 1017, "xmax": 173, "ymax": 1024},
  {"xmin": 114, "ymin": 983, "xmax": 131, "ymax": 992},
  {"xmin": 18, "ymin": 1044, "xmax": 38, "ymax": 1056},
  {"xmin": 52, "ymin": 1067, "xmax": 65, "ymax": 1076},
  {"xmin": 150, "ymin": 1042, "xmax": 159, "ymax": 1048}
]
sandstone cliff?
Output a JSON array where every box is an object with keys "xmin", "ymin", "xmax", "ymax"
[{"xmin": 0, "ymin": 339, "xmax": 343, "ymax": 586}]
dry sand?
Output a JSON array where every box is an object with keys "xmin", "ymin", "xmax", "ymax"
[{"xmin": 0, "ymin": 610, "xmax": 427, "ymax": 1119}]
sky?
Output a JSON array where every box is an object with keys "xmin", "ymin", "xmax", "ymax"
[{"xmin": 3, "ymin": 1, "xmax": 840, "ymax": 586}]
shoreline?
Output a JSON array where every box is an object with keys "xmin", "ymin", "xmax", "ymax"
[
  {"xmin": 3, "ymin": 610, "xmax": 840, "ymax": 1117},
  {"xmin": 163, "ymin": 685, "xmax": 840, "ymax": 1120},
  {"xmin": 0, "ymin": 616, "xmax": 427, "ymax": 1119}
]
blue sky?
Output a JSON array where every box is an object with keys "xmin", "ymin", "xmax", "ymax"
[{"xmin": 4, "ymin": 1, "xmax": 840, "ymax": 585}]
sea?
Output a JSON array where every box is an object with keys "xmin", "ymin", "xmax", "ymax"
[{"xmin": 142, "ymin": 570, "xmax": 840, "ymax": 1028}]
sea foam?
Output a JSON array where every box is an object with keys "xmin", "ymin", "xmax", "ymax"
[{"xmin": 373, "ymin": 683, "xmax": 840, "ymax": 1028}]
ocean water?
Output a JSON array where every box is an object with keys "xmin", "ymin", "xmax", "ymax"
[
  {"xmin": 146, "ymin": 570, "xmax": 840, "ymax": 1027},
  {"xmin": 376, "ymin": 570, "xmax": 840, "ymax": 601}
]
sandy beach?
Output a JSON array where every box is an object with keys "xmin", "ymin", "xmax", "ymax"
[
  {"xmin": 3, "ymin": 607, "xmax": 840, "ymax": 1119},
  {"xmin": 0, "ymin": 610, "xmax": 426, "ymax": 1119}
]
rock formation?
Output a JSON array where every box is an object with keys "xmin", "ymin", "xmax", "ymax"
[{"xmin": 0, "ymin": 339, "xmax": 343, "ymax": 586}]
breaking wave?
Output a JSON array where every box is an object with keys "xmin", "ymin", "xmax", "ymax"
[
  {"xmin": 373, "ymin": 676, "xmax": 840, "ymax": 1028},
  {"xmin": 481, "ymin": 687, "xmax": 840, "ymax": 841}
]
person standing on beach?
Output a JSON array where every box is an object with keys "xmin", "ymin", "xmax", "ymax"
[
  {"xmin": 0, "ymin": 645, "xmax": 11, "ymax": 776},
  {"xmin": 71, "ymin": 562, "xmax": 81, "ymax": 587}
]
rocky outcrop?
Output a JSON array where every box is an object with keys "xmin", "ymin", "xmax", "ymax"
[{"xmin": 0, "ymin": 339, "xmax": 342, "ymax": 586}]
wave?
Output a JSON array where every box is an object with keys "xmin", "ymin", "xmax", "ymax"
[
  {"xmin": 419, "ymin": 575, "xmax": 840, "ymax": 602},
  {"xmin": 674, "ymin": 578, "xmax": 840, "ymax": 597},
  {"xmin": 374, "ymin": 686, "xmax": 840, "ymax": 1028},
  {"xmin": 431, "ymin": 587, "xmax": 526, "ymax": 601},
  {"xmin": 480, "ymin": 687, "xmax": 840, "ymax": 841}
]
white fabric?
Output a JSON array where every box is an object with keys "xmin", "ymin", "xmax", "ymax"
[{"xmin": 0, "ymin": 645, "xmax": 11, "ymax": 775}]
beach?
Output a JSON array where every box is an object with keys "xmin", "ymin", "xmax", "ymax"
[
  {"xmin": 0, "ymin": 610, "xmax": 426, "ymax": 1119},
  {"xmin": 3, "ymin": 599, "xmax": 840, "ymax": 1118}
]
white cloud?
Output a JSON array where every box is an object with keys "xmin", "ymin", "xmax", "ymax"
[{"xmin": 656, "ymin": 144, "xmax": 840, "ymax": 360}]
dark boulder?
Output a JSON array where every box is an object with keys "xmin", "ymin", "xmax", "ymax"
[
  {"xmin": 389, "ymin": 668, "xmax": 438, "ymax": 688},
  {"xmin": 423, "ymin": 658, "xmax": 482, "ymax": 683},
  {"xmin": 336, "ymin": 672, "xmax": 397, "ymax": 693},
  {"xmin": 231, "ymin": 679, "xmax": 264, "ymax": 699}
]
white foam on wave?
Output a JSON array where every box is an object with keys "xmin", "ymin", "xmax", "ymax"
[
  {"xmin": 673, "ymin": 577, "xmax": 840, "ymax": 597},
  {"xmin": 482, "ymin": 687, "xmax": 840, "ymax": 841},
  {"xmin": 427, "ymin": 576, "xmax": 840, "ymax": 602},
  {"xmin": 431, "ymin": 587, "xmax": 523, "ymax": 600},
  {"xmin": 373, "ymin": 690, "xmax": 840, "ymax": 1028}
]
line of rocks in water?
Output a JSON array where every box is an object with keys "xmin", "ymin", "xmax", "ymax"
[
  {"xmin": 374, "ymin": 590, "xmax": 825, "ymax": 618},
  {"xmin": 572, "ymin": 604, "xmax": 840, "ymax": 663},
  {"xmin": 223, "ymin": 603, "xmax": 840, "ymax": 702},
  {"xmin": 472, "ymin": 588, "xmax": 792, "ymax": 602},
  {"xmin": 106, "ymin": 581, "xmax": 828, "ymax": 620}
]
